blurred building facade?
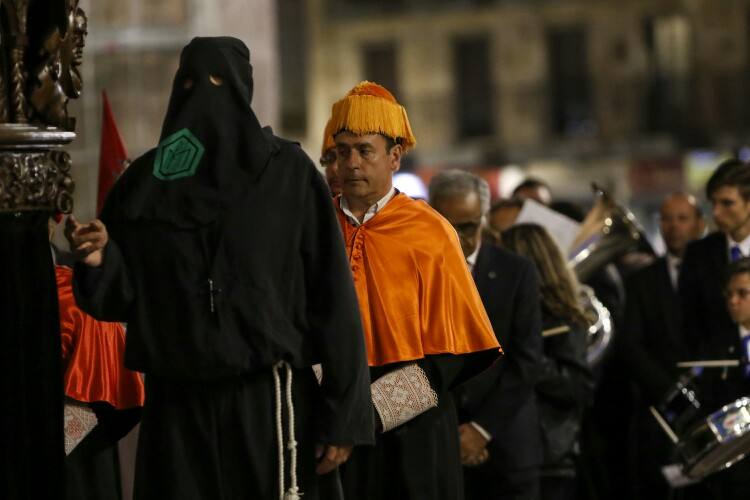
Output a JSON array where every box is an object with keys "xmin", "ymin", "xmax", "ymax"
[
  {"xmin": 292, "ymin": 0, "xmax": 750, "ymax": 202},
  {"xmin": 69, "ymin": 0, "xmax": 279, "ymax": 221}
]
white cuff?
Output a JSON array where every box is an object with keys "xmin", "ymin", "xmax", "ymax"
[
  {"xmin": 469, "ymin": 421, "xmax": 492, "ymax": 442},
  {"xmin": 371, "ymin": 363, "xmax": 438, "ymax": 432}
]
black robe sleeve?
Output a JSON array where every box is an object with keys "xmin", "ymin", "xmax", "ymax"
[
  {"xmin": 302, "ymin": 171, "xmax": 375, "ymax": 446},
  {"xmin": 73, "ymin": 238, "xmax": 135, "ymax": 323}
]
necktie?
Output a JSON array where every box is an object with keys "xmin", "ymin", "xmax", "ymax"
[
  {"xmin": 731, "ymin": 245, "xmax": 743, "ymax": 262},
  {"xmin": 742, "ymin": 336, "xmax": 750, "ymax": 378}
]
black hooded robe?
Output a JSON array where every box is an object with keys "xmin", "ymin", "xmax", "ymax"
[{"xmin": 73, "ymin": 37, "xmax": 373, "ymax": 500}]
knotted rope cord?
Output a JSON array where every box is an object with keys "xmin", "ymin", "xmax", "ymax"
[{"xmin": 273, "ymin": 361, "xmax": 301, "ymax": 500}]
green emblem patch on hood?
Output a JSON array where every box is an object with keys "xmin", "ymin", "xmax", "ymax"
[{"xmin": 153, "ymin": 128, "xmax": 205, "ymax": 181}]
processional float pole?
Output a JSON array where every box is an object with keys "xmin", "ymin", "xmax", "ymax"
[{"xmin": 0, "ymin": 1, "xmax": 86, "ymax": 497}]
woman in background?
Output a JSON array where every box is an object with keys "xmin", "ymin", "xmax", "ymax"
[{"xmin": 502, "ymin": 223, "xmax": 593, "ymax": 500}]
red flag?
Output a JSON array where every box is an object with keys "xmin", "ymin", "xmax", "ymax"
[{"xmin": 97, "ymin": 90, "xmax": 129, "ymax": 215}]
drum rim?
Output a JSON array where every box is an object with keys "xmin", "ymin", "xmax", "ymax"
[{"xmin": 680, "ymin": 397, "xmax": 750, "ymax": 479}]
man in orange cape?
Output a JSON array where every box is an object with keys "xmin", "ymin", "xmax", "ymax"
[{"xmin": 325, "ymin": 81, "xmax": 500, "ymax": 499}]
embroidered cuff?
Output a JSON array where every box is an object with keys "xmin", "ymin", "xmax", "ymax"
[
  {"xmin": 64, "ymin": 401, "xmax": 98, "ymax": 455},
  {"xmin": 371, "ymin": 363, "xmax": 438, "ymax": 432}
]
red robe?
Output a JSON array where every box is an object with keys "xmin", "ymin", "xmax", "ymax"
[
  {"xmin": 57, "ymin": 265, "xmax": 144, "ymax": 409},
  {"xmin": 335, "ymin": 192, "xmax": 500, "ymax": 366}
]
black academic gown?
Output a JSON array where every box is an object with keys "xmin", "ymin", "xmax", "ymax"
[
  {"xmin": 340, "ymin": 354, "xmax": 472, "ymax": 500},
  {"xmin": 74, "ymin": 131, "xmax": 374, "ymax": 500}
]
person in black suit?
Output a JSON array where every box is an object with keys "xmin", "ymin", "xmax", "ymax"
[
  {"xmin": 682, "ymin": 159, "xmax": 750, "ymax": 364},
  {"xmin": 621, "ymin": 193, "xmax": 705, "ymax": 499},
  {"xmin": 429, "ymin": 170, "xmax": 543, "ymax": 500},
  {"xmin": 680, "ymin": 159, "xmax": 750, "ymax": 499}
]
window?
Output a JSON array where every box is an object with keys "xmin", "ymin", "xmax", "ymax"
[
  {"xmin": 362, "ymin": 42, "xmax": 400, "ymax": 100},
  {"xmin": 642, "ymin": 14, "xmax": 692, "ymax": 134},
  {"xmin": 546, "ymin": 26, "xmax": 595, "ymax": 137},
  {"xmin": 453, "ymin": 35, "xmax": 494, "ymax": 139},
  {"xmin": 279, "ymin": 0, "xmax": 308, "ymax": 135}
]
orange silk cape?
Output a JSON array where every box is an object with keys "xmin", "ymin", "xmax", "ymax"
[
  {"xmin": 336, "ymin": 192, "xmax": 500, "ymax": 367},
  {"xmin": 56, "ymin": 265, "xmax": 145, "ymax": 409}
]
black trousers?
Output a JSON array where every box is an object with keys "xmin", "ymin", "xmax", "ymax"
[
  {"xmin": 133, "ymin": 368, "xmax": 330, "ymax": 500},
  {"xmin": 464, "ymin": 463, "xmax": 540, "ymax": 500}
]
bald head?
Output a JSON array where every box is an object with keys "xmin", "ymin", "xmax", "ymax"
[{"xmin": 660, "ymin": 192, "xmax": 704, "ymax": 257}]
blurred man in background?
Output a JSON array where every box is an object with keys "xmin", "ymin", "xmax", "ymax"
[
  {"xmin": 430, "ymin": 170, "xmax": 543, "ymax": 500},
  {"xmin": 680, "ymin": 159, "xmax": 750, "ymax": 500},
  {"xmin": 621, "ymin": 193, "xmax": 704, "ymax": 499}
]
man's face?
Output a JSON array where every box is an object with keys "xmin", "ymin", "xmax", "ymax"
[
  {"xmin": 660, "ymin": 195, "xmax": 704, "ymax": 257},
  {"xmin": 711, "ymin": 185, "xmax": 750, "ymax": 239},
  {"xmin": 431, "ymin": 191, "xmax": 484, "ymax": 259},
  {"xmin": 726, "ymin": 272, "xmax": 750, "ymax": 327},
  {"xmin": 335, "ymin": 132, "xmax": 401, "ymax": 204},
  {"xmin": 489, "ymin": 206, "xmax": 520, "ymax": 233},
  {"xmin": 321, "ymin": 148, "xmax": 341, "ymax": 196}
]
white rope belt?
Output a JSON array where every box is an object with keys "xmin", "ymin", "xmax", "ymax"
[{"xmin": 273, "ymin": 361, "xmax": 302, "ymax": 500}]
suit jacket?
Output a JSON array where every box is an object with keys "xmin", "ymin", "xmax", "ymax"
[
  {"xmin": 622, "ymin": 257, "xmax": 688, "ymax": 403},
  {"xmin": 680, "ymin": 232, "xmax": 736, "ymax": 358},
  {"xmin": 680, "ymin": 232, "xmax": 750, "ymax": 411},
  {"xmin": 457, "ymin": 243, "xmax": 543, "ymax": 470}
]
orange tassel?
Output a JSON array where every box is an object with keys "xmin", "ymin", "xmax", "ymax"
[{"xmin": 322, "ymin": 81, "xmax": 417, "ymax": 153}]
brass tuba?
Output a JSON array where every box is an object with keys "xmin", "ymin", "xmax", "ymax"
[{"xmin": 570, "ymin": 184, "xmax": 655, "ymax": 366}]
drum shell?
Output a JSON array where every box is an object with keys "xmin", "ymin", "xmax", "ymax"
[{"xmin": 677, "ymin": 397, "xmax": 750, "ymax": 479}]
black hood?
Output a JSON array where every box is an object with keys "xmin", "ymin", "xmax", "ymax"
[{"xmin": 102, "ymin": 37, "xmax": 274, "ymax": 228}]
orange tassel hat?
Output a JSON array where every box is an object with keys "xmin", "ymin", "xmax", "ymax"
[{"xmin": 323, "ymin": 81, "xmax": 417, "ymax": 153}]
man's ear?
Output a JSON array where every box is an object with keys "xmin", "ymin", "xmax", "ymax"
[{"xmin": 389, "ymin": 144, "xmax": 403, "ymax": 174}]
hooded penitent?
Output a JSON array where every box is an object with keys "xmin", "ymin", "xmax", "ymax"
[{"xmin": 112, "ymin": 36, "xmax": 273, "ymax": 228}]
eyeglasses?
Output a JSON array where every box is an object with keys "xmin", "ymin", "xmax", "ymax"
[
  {"xmin": 320, "ymin": 151, "xmax": 337, "ymax": 166},
  {"xmin": 452, "ymin": 219, "xmax": 483, "ymax": 238},
  {"xmin": 724, "ymin": 287, "xmax": 750, "ymax": 300}
]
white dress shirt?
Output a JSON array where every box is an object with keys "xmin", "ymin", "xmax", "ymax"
[
  {"xmin": 340, "ymin": 187, "xmax": 396, "ymax": 226},
  {"xmin": 666, "ymin": 253, "xmax": 682, "ymax": 290},
  {"xmin": 727, "ymin": 233, "xmax": 750, "ymax": 260},
  {"xmin": 465, "ymin": 242, "xmax": 481, "ymax": 274}
]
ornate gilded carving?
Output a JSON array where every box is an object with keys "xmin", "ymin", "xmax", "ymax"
[
  {"xmin": 0, "ymin": 150, "xmax": 74, "ymax": 213},
  {"xmin": 0, "ymin": 0, "xmax": 85, "ymax": 213},
  {"xmin": 27, "ymin": 0, "xmax": 88, "ymax": 130}
]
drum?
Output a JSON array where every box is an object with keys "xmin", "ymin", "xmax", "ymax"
[
  {"xmin": 676, "ymin": 397, "xmax": 750, "ymax": 479},
  {"xmin": 654, "ymin": 375, "xmax": 702, "ymax": 437}
]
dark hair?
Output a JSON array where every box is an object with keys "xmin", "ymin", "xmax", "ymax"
[
  {"xmin": 706, "ymin": 159, "xmax": 750, "ymax": 201},
  {"xmin": 381, "ymin": 134, "xmax": 399, "ymax": 152},
  {"xmin": 550, "ymin": 200, "xmax": 585, "ymax": 222},
  {"xmin": 490, "ymin": 198, "xmax": 523, "ymax": 214},
  {"xmin": 725, "ymin": 257, "xmax": 750, "ymax": 287},
  {"xmin": 512, "ymin": 178, "xmax": 550, "ymax": 197}
]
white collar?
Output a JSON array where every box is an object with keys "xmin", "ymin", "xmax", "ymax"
[
  {"xmin": 665, "ymin": 253, "xmax": 682, "ymax": 267},
  {"xmin": 665, "ymin": 253, "xmax": 681, "ymax": 289},
  {"xmin": 740, "ymin": 325, "xmax": 750, "ymax": 338},
  {"xmin": 466, "ymin": 242, "xmax": 481, "ymax": 271},
  {"xmin": 340, "ymin": 187, "xmax": 396, "ymax": 227},
  {"xmin": 727, "ymin": 233, "xmax": 750, "ymax": 258}
]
